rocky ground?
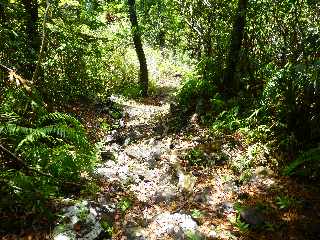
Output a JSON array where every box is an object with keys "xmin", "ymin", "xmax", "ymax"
[{"xmin": 51, "ymin": 75, "xmax": 320, "ymax": 240}]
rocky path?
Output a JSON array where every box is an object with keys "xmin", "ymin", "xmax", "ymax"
[
  {"xmin": 95, "ymin": 90, "xmax": 210, "ymax": 239},
  {"xmin": 54, "ymin": 78, "xmax": 307, "ymax": 240},
  {"xmin": 53, "ymin": 76, "xmax": 210, "ymax": 239},
  {"xmin": 92, "ymin": 91, "xmax": 249, "ymax": 239},
  {"xmin": 53, "ymin": 88, "xmax": 274, "ymax": 240}
]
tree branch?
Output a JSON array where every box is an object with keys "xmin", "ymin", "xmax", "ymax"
[
  {"xmin": 0, "ymin": 63, "xmax": 32, "ymax": 92},
  {"xmin": 0, "ymin": 142, "xmax": 51, "ymax": 177}
]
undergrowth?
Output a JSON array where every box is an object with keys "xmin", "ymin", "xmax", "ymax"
[
  {"xmin": 175, "ymin": 61, "xmax": 320, "ymax": 177},
  {"xmin": 0, "ymin": 86, "xmax": 97, "ymax": 231}
]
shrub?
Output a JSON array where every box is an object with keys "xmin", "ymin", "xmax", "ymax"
[
  {"xmin": 0, "ymin": 86, "xmax": 96, "ymax": 220},
  {"xmin": 283, "ymin": 147, "xmax": 320, "ymax": 180}
]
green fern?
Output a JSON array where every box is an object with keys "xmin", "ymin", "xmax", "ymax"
[
  {"xmin": 0, "ymin": 112, "xmax": 20, "ymax": 123},
  {"xmin": 2, "ymin": 123, "xmax": 33, "ymax": 136},
  {"xmin": 15, "ymin": 128, "xmax": 49, "ymax": 151},
  {"xmin": 1, "ymin": 119, "xmax": 88, "ymax": 152},
  {"xmin": 37, "ymin": 112, "xmax": 83, "ymax": 130},
  {"xmin": 283, "ymin": 147, "xmax": 320, "ymax": 176},
  {"xmin": 0, "ymin": 74, "xmax": 97, "ymax": 220},
  {"xmin": 0, "ymin": 102, "xmax": 94, "ymax": 181}
]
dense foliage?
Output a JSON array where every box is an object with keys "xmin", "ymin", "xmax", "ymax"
[
  {"xmin": 0, "ymin": 0, "xmax": 319, "ymax": 236},
  {"xmin": 0, "ymin": 76, "xmax": 96, "ymax": 227},
  {"xmin": 175, "ymin": 0, "xmax": 320, "ymax": 170}
]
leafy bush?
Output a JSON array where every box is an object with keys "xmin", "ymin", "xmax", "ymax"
[
  {"xmin": 211, "ymin": 106, "xmax": 243, "ymax": 133},
  {"xmin": 261, "ymin": 62, "xmax": 320, "ymax": 144},
  {"xmin": 275, "ymin": 195, "xmax": 296, "ymax": 210},
  {"xmin": 177, "ymin": 75, "xmax": 216, "ymax": 110},
  {"xmin": 185, "ymin": 148, "xmax": 206, "ymax": 166},
  {"xmin": 283, "ymin": 147, "xmax": 320, "ymax": 179},
  {"xmin": 42, "ymin": 12, "xmax": 110, "ymax": 104},
  {"xmin": 231, "ymin": 156, "xmax": 252, "ymax": 173},
  {"xmin": 174, "ymin": 74, "xmax": 219, "ymax": 126},
  {"xmin": 0, "ymin": 86, "xmax": 96, "ymax": 219}
]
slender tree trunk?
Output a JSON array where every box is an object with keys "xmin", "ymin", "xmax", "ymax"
[
  {"xmin": 206, "ymin": 13, "xmax": 213, "ymax": 58},
  {"xmin": 223, "ymin": 0, "xmax": 248, "ymax": 98},
  {"xmin": 157, "ymin": 2, "xmax": 165, "ymax": 51},
  {"xmin": 32, "ymin": 1, "xmax": 50, "ymax": 85},
  {"xmin": 22, "ymin": 0, "xmax": 40, "ymax": 79},
  {"xmin": 0, "ymin": 2, "xmax": 6, "ymax": 24},
  {"xmin": 128, "ymin": 0, "xmax": 149, "ymax": 97}
]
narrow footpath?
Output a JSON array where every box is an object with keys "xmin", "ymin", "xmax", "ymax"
[{"xmin": 54, "ymin": 76, "xmax": 319, "ymax": 240}]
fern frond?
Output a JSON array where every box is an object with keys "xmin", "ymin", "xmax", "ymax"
[
  {"xmin": 16, "ymin": 129, "xmax": 49, "ymax": 151},
  {"xmin": 284, "ymin": 147, "xmax": 320, "ymax": 175},
  {"xmin": 1, "ymin": 121, "xmax": 88, "ymax": 153},
  {"xmin": 14, "ymin": 124, "xmax": 88, "ymax": 151},
  {"xmin": 0, "ymin": 112, "xmax": 20, "ymax": 123},
  {"xmin": 37, "ymin": 112, "xmax": 82, "ymax": 130},
  {"xmin": 42, "ymin": 124, "xmax": 88, "ymax": 147},
  {"xmin": 1, "ymin": 123, "xmax": 33, "ymax": 136}
]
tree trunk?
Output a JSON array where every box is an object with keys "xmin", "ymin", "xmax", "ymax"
[
  {"xmin": 128, "ymin": 0, "xmax": 149, "ymax": 97},
  {"xmin": 0, "ymin": 2, "xmax": 6, "ymax": 24},
  {"xmin": 223, "ymin": 0, "xmax": 248, "ymax": 98},
  {"xmin": 22, "ymin": 0, "xmax": 40, "ymax": 79}
]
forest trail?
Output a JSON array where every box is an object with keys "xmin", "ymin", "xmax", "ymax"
[
  {"xmin": 93, "ymin": 77, "xmax": 241, "ymax": 239},
  {"xmin": 95, "ymin": 76, "xmax": 211, "ymax": 239},
  {"xmin": 53, "ymin": 75, "xmax": 319, "ymax": 240},
  {"xmin": 3, "ymin": 1, "xmax": 320, "ymax": 239},
  {"xmin": 93, "ymin": 82, "xmax": 319, "ymax": 240}
]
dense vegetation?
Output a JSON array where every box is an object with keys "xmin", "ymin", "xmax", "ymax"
[{"xmin": 0, "ymin": 0, "xmax": 319, "ymax": 238}]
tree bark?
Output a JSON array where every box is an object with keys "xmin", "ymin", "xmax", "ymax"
[
  {"xmin": 22, "ymin": 0, "xmax": 40, "ymax": 79},
  {"xmin": 128, "ymin": 0, "xmax": 149, "ymax": 97},
  {"xmin": 223, "ymin": 0, "xmax": 248, "ymax": 98},
  {"xmin": 0, "ymin": 2, "xmax": 6, "ymax": 24},
  {"xmin": 32, "ymin": 1, "xmax": 50, "ymax": 84}
]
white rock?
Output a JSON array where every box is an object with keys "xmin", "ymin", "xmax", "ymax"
[
  {"xmin": 177, "ymin": 171, "xmax": 197, "ymax": 192},
  {"xmin": 54, "ymin": 201, "xmax": 104, "ymax": 240},
  {"xmin": 138, "ymin": 212, "xmax": 199, "ymax": 238},
  {"xmin": 54, "ymin": 232, "xmax": 76, "ymax": 240}
]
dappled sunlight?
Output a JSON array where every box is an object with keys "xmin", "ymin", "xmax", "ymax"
[{"xmin": 1, "ymin": 0, "xmax": 319, "ymax": 239}]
